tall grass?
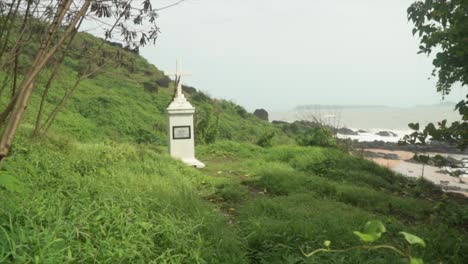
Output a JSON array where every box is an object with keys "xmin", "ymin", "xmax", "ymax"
[
  {"xmin": 0, "ymin": 135, "xmax": 246, "ymax": 263},
  {"xmin": 238, "ymin": 144, "xmax": 468, "ymax": 263}
]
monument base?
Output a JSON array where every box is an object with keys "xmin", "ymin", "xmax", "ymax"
[{"xmin": 181, "ymin": 158, "xmax": 206, "ymax": 169}]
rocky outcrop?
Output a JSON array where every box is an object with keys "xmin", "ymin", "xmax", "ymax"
[
  {"xmin": 336, "ymin": 127, "xmax": 358, "ymax": 135},
  {"xmin": 352, "ymin": 140, "xmax": 468, "ymax": 155},
  {"xmin": 376, "ymin": 131, "xmax": 398, "ymax": 137},
  {"xmin": 254, "ymin": 109, "xmax": 269, "ymax": 121}
]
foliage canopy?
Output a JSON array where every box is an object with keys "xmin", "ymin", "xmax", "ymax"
[{"xmin": 405, "ymin": 0, "xmax": 467, "ymax": 149}]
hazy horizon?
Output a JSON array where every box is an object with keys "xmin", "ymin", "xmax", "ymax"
[
  {"xmin": 271, "ymin": 103, "xmax": 462, "ymax": 130},
  {"xmin": 86, "ymin": 0, "xmax": 467, "ymax": 112},
  {"xmin": 294, "ymin": 100, "xmax": 459, "ymax": 109}
]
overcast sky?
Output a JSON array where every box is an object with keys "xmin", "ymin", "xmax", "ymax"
[{"xmin": 137, "ymin": 0, "xmax": 466, "ymax": 111}]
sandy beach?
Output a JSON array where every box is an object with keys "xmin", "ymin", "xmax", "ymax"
[{"xmin": 365, "ymin": 149, "xmax": 468, "ymax": 197}]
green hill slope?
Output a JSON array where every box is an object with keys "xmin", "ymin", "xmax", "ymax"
[
  {"xmin": 0, "ymin": 31, "xmax": 467, "ymax": 263},
  {"xmin": 3, "ymin": 31, "xmax": 288, "ymax": 145}
]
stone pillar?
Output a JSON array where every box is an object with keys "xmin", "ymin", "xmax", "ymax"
[{"xmin": 167, "ymin": 84, "xmax": 205, "ymax": 168}]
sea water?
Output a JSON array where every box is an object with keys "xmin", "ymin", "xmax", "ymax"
[{"xmin": 271, "ymin": 103, "xmax": 462, "ymax": 142}]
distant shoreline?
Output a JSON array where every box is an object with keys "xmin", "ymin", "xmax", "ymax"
[
  {"xmin": 270, "ymin": 103, "xmax": 462, "ymax": 131},
  {"xmin": 293, "ymin": 102, "xmax": 458, "ymax": 110},
  {"xmin": 351, "ymin": 140, "xmax": 468, "ymax": 155},
  {"xmin": 364, "ymin": 149, "xmax": 468, "ymax": 197}
]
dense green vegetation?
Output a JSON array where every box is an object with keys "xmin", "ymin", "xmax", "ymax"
[
  {"xmin": 406, "ymin": 0, "xmax": 467, "ymax": 149},
  {"xmin": 1, "ymin": 31, "xmax": 467, "ymax": 263}
]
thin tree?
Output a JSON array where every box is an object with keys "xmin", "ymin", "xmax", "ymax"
[{"xmin": 0, "ymin": 0, "xmax": 187, "ymax": 165}]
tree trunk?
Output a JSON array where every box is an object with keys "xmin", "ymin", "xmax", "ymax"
[
  {"xmin": 32, "ymin": 18, "xmax": 82, "ymax": 137},
  {"xmin": 41, "ymin": 77, "xmax": 82, "ymax": 136},
  {"xmin": 0, "ymin": 95, "xmax": 17, "ymax": 127},
  {"xmin": 0, "ymin": 0, "xmax": 22, "ymax": 60},
  {"xmin": 0, "ymin": 0, "xmax": 91, "ymax": 163}
]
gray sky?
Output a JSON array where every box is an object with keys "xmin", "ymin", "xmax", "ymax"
[{"xmin": 139, "ymin": 0, "xmax": 466, "ymax": 111}]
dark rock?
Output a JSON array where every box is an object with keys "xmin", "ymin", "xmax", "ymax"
[
  {"xmin": 358, "ymin": 129, "xmax": 368, "ymax": 133},
  {"xmin": 336, "ymin": 127, "xmax": 358, "ymax": 135},
  {"xmin": 155, "ymin": 76, "xmax": 171, "ymax": 88},
  {"xmin": 353, "ymin": 140, "xmax": 468, "ymax": 155},
  {"xmin": 376, "ymin": 131, "xmax": 398, "ymax": 137},
  {"xmin": 253, "ymin": 109, "xmax": 269, "ymax": 121},
  {"xmin": 272, "ymin": 120, "xmax": 290, "ymax": 125}
]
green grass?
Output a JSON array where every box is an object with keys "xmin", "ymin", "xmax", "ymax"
[
  {"xmin": 0, "ymin": 28, "xmax": 467, "ymax": 263},
  {"xmin": 3, "ymin": 139, "xmax": 467, "ymax": 263},
  {"xmin": 197, "ymin": 142, "xmax": 468, "ymax": 263},
  {"xmin": 0, "ymin": 133, "xmax": 246, "ymax": 263}
]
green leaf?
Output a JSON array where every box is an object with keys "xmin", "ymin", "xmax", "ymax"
[
  {"xmin": 363, "ymin": 220, "xmax": 386, "ymax": 234},
  {"xmin": 400, "ymin": 232, "xmax": 426, "ymax": 247},
  {"xmin": 408, "ymin": 123, "xmax": 420, "ymax": 131},
  {"xmin": 353, "ymin": 231, "xmax": 380, "ymax": 242},
  {"xmin": 410, "ymin": 257, "xmax": 424, "ymax": 264},
  {"xmin": 353, "ymin": 221, "xmax": 386, "ymax": 242}
]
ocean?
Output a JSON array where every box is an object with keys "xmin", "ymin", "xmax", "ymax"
[{"xmin": 270, "ymin": 103, "xmax": 462, "ymax": 142}]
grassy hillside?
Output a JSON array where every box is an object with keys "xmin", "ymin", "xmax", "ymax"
[
  {"xmin": 0, "ymin": 31, "xmax": 467, "ymax": 263},
  {"xmin": 0, "ymin": 31, "xmax": 288, "ymax": 145}
]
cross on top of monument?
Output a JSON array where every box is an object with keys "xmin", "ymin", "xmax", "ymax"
[{"xmin": 166, "ymin": 60, "xmax": 191, "ymax": 97}]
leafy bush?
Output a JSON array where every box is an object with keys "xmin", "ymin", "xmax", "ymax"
[
  {"xmin": 235, "ymin": 105, "xmax": 249, "ymax": 118},
  {"xmin": 155, "ymin": 76, "xmax": 171, "ymax": 87},
  {"xmin": 191, "ymin": 91, "xmax": 211, "ymax": 102},
  {"xmin": 195, "ymin": 105, "xmax": 219, "ymax": 144},
  {"xmin": 296, "ymin": 127, "xmax": 336, "ymax": 147},
  {"xmin": 143, "ymin": 80, "xmax": 158, "ymax": 92},
  {"xmin": 256, "ymin": 131, "xmax": 275, "ymax": 148}
]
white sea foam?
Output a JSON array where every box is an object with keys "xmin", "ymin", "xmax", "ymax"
[
  {"xmin": 271, "ymin": 104, "xmax": 462, "ymax": 143},
  {"xmin": 336, "ymin": 128, "xmax": 412, "ymax": 143}
]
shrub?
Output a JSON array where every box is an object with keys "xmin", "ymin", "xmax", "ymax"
[
  {"xmin": 155, "ymin": 76, "xmax": 171, "ymax": 87},
  {"xmin": 143, "ymin": 80, "xmax": 158, "ymax": 92},
  {"xmin": 192, "ymin": 91, "xmax": 211, "ymax": 102},
  {"xmin": 196, "ymin": 105, "xmax": 219, "ymax": 144},
  {"xmin": 235, "ymin": 105, "xmax": 249, "ymax": 118},
  {"xmin": 256, "ymin": 131, "xmax": 275, "ymax": 148},
  {"xmin": 296, "ymin": 127, "xmax": 336, "ymax": 147}
]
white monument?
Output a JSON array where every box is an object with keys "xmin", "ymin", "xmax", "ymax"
[{"xmin": 166, "ymin": 62, "xmax": 205, "ymax": 168}]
